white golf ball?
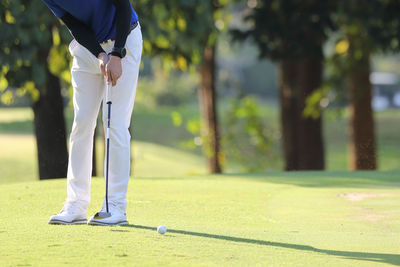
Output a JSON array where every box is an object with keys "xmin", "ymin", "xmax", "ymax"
[{"xmin": 157, "ymin": 225, "xmax": 167, "ymax": 234}]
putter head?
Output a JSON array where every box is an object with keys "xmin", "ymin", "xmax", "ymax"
[{"xmin": 93, "ymin": 211, "xmax": 112, "ymax": 219}]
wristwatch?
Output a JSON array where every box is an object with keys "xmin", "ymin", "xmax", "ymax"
[{"xmin": 109, "ymin": 47, "xmax": 127, "ymax": 58}]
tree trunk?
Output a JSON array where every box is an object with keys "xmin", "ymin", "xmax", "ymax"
[
  {"xmin": 348, "ymin": 52, "xmax": 377, "ymax": 170},
  {"xmin": 296, "ymin": 57, "xmax": 325, "ymax": 170},
  {"xmin": 32, "ymin": 66, "xmax": 68, "ymax": 179},
  {"xmin": 279, "ymin": 59, "xmax": 299, "ymax": 170},
  {"xmin": 279, "ymin": 57, "xmax": 325, "ymax": 170},
  {"xmin": 199, "ymin": 44, "xmax": 222, "ymax": 173}
]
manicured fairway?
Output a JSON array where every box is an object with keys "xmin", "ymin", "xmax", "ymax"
[
  {"xmin": 0, "ymin": 134, "xmax": 205, "ymax": 184},
  {"xmin": 1, "ymin": 171, "xmax": 399, "ymax": 266},
  {"xmin": 1, "ymin": 107, "xmax": 400, "ymax": 176}
]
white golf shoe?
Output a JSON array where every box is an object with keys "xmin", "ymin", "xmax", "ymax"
[
  {"xmin": 88, "ymin": 203, "xmax": 128, "ymax": 226},
  {"xmin": 48, "ymin": 201, "xmax": 87, "ymax": 225}
]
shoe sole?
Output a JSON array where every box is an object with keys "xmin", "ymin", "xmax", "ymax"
[
  {"xmin": 87, "ymin": 220, "xmax": 129, "ymax": 226},
  {"xmin": 48, "ymin": 219, "xmax": 87, "ymax": 225}
]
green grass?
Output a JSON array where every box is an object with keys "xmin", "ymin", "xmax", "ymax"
[
  {"xmin": 0, "ymin": 108, "xmax": 34, "ymax": 134},
  {"xmin": 0, "ymin": 106, "xmax": 206, "ymax": 183},
  {"xmin": 0, "ymin": 134, "xmax": 37, "ymax": 183},
  {"xmin": 0, "ymin": 171, "xmax": 399, "ymax": 266},
  {"xmin": 1, "ymin": 107, "xmax": 399, "ymax": 265},
  {"xmin": 0, "ymin": 134, "xmax": 205, "ymax": 184},
  {"xmin": 0, "ymin": 106, "xmax": 399, "ymax": 184}
]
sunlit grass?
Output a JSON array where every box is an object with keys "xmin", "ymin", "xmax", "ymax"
[
  {"xmin": 0, "ymin": 172, "xmax": 399, "ymax": 266},
  {"xmin": 0, "ymin": 106, "xmax": 399, "ymax": 184},
  {"xmin": 0, "ymin": 135, "xmax": 205, "ymax": 184}
]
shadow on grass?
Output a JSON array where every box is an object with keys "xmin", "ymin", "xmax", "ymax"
[
  {"xmin": 133, "ymin": 171, "xmax": 400, "ymax": 188},
  {"xmin": 222, "ymin": 171, "xmax": 400, "ymax": 188},
  {"xmin": 122, "ymin": 224, "xmax": 400, "ymax": 266},
  {"xmin": 0, "ymin": 120, "xmax": 34, "ymax": 134}
]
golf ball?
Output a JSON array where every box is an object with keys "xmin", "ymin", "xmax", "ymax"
[{"xmin": 157, "ymin": 225, "xmax": 167, "ymax": 234}]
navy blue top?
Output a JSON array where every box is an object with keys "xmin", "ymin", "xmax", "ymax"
[{"xmin": 42, "ymin": 0, "xmax": 138, "ymax": 43}]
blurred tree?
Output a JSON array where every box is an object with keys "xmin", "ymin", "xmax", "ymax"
[
  {"xmin": 328, "ymin": 0, "xmax": 400, "ymax": 170},
  {"xmin": 135, "ymin": 59, "xmax": 198, "ymax": 107},
  {"xmin": 135, "ymin": 0, "xmax": 230, "ymax": 173},
  {"xmin": 0, "ymin": 0, "xmax": 70, "ymax": 179},
  {"xmin": 223, "ymin": 96, "xmax": 276, "ymax": 172},
  {"xmin": 233, "ymin": 0, "xmax": 337, "ymax": 170}
]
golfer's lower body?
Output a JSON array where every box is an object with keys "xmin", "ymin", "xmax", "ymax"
[{"xmin": 49, "ymin": 25, "xmax": 142, "ymax": 225}]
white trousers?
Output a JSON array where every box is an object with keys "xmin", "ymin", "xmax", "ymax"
[{"xmin": 66, "ymin": 25, "xmax": 142, "ymax": 213}]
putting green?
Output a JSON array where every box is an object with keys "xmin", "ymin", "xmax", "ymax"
[{"xmin": 0, "ymin": 171, "xmax": 399, "ymax": 266}]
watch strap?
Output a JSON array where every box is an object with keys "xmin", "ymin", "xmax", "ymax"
[{"xmin": 109, "ymin": 47, "xmax": 126, "ymax": 58}]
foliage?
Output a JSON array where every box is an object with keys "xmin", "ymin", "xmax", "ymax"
[
  {"xmin": 327, "ymin": 0, "xmax": 399, "ymax": 77},
  {"xmin": 319, "ymin": 0, "xmax": 400, "ymax": 112},
  {"xmin": 169, "ymin": 113, "xmax": 208, "ymax": 153},
  {"xmin": 0, "ymin": 0, "xmax": 71, "ymax": 105},
  {"xmin": 134, "ymin": 0, "xmax": 231, "ymax": 69},
  {"xmin": 231, "ymin": 0, "xmax": 337, "ymax": 121},
  {"xmin": 170, "ymin": 112, "xmax": 226, "ymax": 164},
  {"xmin": 222, "ymin": 96, "xmax": 276, "ymax": 172},
  {"xmin": 232, "ymin": 0, "xmax": 337, "ymax": 61},
  {"xmin": 216, "ymin": 34, "xmax": 279, "ymax": 99},
  {"xmin": 335, "ymin": 0, "xmax": 400, "ymax": 54},
  {"xmin": 134, "ymin": 0, "xmax": 234, "ymax": 172},
  {"xmin": 136, "ymin": 60, "xmax": 199, "ymax": 107},
  {"xmin": 170, "ymin": 96, "xmax": 276, "ymax": 172},
  {"xmin": 302, "ymin": 86, "xmax": 334, "ymax": 119}
]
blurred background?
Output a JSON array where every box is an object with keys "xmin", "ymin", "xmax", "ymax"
[{"xmin": 1, "ymin": 0, "xmax": 400, "ymax": 183}]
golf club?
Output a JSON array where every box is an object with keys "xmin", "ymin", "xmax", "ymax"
[{"xmin": 94, "ymin": 83, "xmax": 112, "ymax": 219}]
